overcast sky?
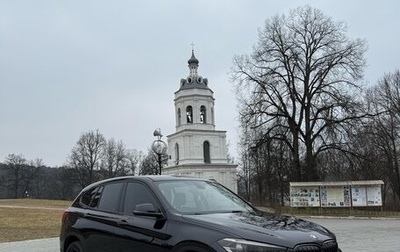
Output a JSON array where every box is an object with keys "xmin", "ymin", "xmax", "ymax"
[{"xmin": 1, "ymin": 0, "xmax": 399, "ymax": 167}]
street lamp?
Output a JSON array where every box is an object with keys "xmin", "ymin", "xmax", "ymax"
[{"xmin": 152, "ymin": 128, "xmax": 167, "ymax": 175}]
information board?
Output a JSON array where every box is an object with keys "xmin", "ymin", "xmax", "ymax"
[
  {"xmin": 320, "ymin": 186, "xmax": 351, "ymax": 207},
  {"xmin": 290, "ymin": 186, "xmax": 320, "ymax": 207},
  {"xmin": 351, "ymin": 186, "xmax": 366, "ymax": 206},
  {"xmin": 366, "ymin": 185, "xmax": 382, "ymax": 206},
  {"xmin": 290, "ymin": 181, "xmax": 383, "ymax": 208}
]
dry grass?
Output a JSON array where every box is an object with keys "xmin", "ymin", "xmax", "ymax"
[{"xmin": 0, "ymin": 199, "xmax": 71, "ymax": 242}]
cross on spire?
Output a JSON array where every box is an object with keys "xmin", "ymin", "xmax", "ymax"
[{"xmin": 190, "ymin": 42, "xmax": 195, "ymax": 51}]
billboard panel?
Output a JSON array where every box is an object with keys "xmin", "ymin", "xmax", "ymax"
[
  {"xmin": 321, "ymin": 186, "xmax": 351, "ymax": 207},
  {"xmin": 366, "ymin": 185, "xmax": 382, "ymax": 206},
  {"xmin": 290, "ymin": 186, "xmax": 320, "ymax": 207},
  {"xmin": 351, "ymin": 186, "xmax": 366, "ymax": 206},
  {"xmin": 290, "ymin": 181, "xmax": 383, "ymax": 208}
]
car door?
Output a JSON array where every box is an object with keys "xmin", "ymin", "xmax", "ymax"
[
  {"xmin": 80, "ymin": 182, "xmax": 124, "ymax": 252},
  {"xmin": 114, "ymin": 182, "xmax": 169, "ymax": 252}
]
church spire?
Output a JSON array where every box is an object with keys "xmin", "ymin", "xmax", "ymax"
[
  {"xmin": 188, "ymin": 49, "xmax": 199, "ymax": 76},
  {"xmin": 178, "ymin": 46, "xmax": 209, "ymax": 91}
]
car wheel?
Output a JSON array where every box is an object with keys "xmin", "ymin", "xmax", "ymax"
[{"xmin": 66, "ymin": 241, "xmax": 83, "ymax": 252}]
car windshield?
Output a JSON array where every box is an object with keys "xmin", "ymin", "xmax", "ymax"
[{"xmin": 156, "ymin": 180, "xmax": 254, "ymax": 214}]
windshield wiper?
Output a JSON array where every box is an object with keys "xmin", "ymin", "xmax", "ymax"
[
  {"xmin": 193, "ymin": 212, "xmax": 207, "ymax": 215},
  {"xmin": 230, "ymin": 210, "xmax": 245, "ymax": 213}
]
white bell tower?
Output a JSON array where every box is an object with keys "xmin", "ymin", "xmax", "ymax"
[{"xmin": 164, "ymin": 49, "xmax": 237, "ymax": 193}]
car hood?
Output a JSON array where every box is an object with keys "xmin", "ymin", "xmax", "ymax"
[{"xmin": 182, "ymin": 211, "xmax": 336, "ymax": 248}]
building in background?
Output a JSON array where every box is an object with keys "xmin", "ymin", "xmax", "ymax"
[{"xmin": 163, "ymin": 50, "xmax": 237, "ymax": 192}]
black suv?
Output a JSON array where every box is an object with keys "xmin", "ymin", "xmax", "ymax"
[{"xmin": 60, "ymin": 176, "xmax": 341, "ymax": 252}]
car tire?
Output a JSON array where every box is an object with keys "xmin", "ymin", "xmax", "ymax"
[{"xmin": 66, "ymin": 241, "xmax": 83, "ymax": 252}]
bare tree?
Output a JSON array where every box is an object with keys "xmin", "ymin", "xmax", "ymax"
[
  {"xmin": 139, "ymin": 150, "xmax": 159, "ymax": 175},
  {"xmin": 69, "ymin": 129, "xmax": 106, "ymax": 187},
  {"xmin": 237, "ymin": 134, "xmax": 253, "ymax": 201},
  {"xmin": 20, "ymin": 158, "xmax": 43, "ymax": 198},
  {"xmin": 126, "ymin": 149, "xmax": 144, "ymax": 175},
  {"xmin": 101, "ymin": 138, "xmax": 130, "ymax": 178},
  {"xmin": 139, "ymin": 148, "xmax": 168, "ymax": 175},
  {"xmin": 364, "ymin": 70, "xmax": 400, "ymax": 208},
  {"xmin": 232, "ymin": 5, "xmax": 367, "ymax": 181},
  {"xmin": 4, "ymin": 154, "xmax": 27, "ymax": 198},
  {"xmin": 53, "ymin": 167, "xmax": 81, "ymax": 200}
]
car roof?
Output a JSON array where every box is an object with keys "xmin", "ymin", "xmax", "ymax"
[{"xmin": 81, "ymin": 175, "xmax": 209, "ymax": 192}]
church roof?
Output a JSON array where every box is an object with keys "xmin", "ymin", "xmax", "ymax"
[
  {"xmin": 179, "ymin": 76, "xmax": 210, "ymax": 90},
  {"xmin": 188, "ymin": 50, "xmax": 199, "ymax": 64},
  {"xmin": 178, "ymin": 50, "xmax": 211, "ymax": 91}
]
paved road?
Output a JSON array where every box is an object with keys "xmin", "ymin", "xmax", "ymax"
[
  {"xmin": 0, "ymin": 237, "xmax": 58, "ymax": 252},
  {"xmin": 304, "ymin": 217, "xmax": 400, "ymax": 252},
  {"xmin": 0, "ymin": 217, "xmax": 399, "ymax": 252}
]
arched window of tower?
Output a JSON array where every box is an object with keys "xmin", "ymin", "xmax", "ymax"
[
  {"xmin": 186, "ymin": 106, "xmax": 193, "ymax": 123},
  {"xmin": 177, "ymin": 108, "xmax": 181, "ymax": 126},
  {"xmin": 211, "ymin": 107, "xmax": 214, "ymax": 125},
  {"xmin": 200, "ymin": 106, "xmax": 206, "ymax": 124},
  {"xmin": 203, "ymin": 141, "xmax": 210, "ymax": 163},
  {"xmin": 175, "ymin": 143, "xmax": 179, "ymax": 165}
]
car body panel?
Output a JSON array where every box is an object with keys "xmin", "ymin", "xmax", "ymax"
[
  {"xmin": 113, "ymin": 214, "xmax": 169, "ymax": 252},
  {"xmin": 182, "ymin": 212, "xmax": 335, "ymax": 248},
  {"xmin": 61, "ymin": 208, "xmax": 116, "ymax": 252},
  {"xmin": 60, "ymin": 175, "xmax": 340, "ymax": 252}
]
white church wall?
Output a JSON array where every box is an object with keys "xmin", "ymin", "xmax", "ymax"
[{"xmin": 165, "ymin": 50, "xmax": 237, "ymax": 193}]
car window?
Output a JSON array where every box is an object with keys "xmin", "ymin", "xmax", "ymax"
[
  {"xmin": 170, "ymin": 187, "xmax": 197, "ymax": 211},
  {"xmin": 157, "ymin": 180, "xmax": 253, "ymax": 214},
  {"xmin": 123, "ymin": 182, "xmax": 160, "ymax": 214},
  {"xmin": 89, "ymin": 186, "xmax": 103, "ymax": 208},
  {"xmin": 79, "ymin": 186, "xmax": 100, "ymax": 207},
  {"xmin": 97, "ymin": 183, "xmax": 124, "ymax": 212}
]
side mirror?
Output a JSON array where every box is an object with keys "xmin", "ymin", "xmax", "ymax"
[{"xmin": 133, "ymin": 203, "xmax": 164, "ymax": 219}]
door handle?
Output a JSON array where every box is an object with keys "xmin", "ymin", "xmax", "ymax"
[{"xmin": 117, "ymin": 219, "xmax": 129, "ymax": 226}]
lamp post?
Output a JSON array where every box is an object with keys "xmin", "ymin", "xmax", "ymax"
[{"xmin": 152, "ymin": 128, "xmax": 167, "ymax": 175}]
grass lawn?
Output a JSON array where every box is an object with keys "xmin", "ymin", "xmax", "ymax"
[{"xmin": 0, "ymin": 199, "xmax": 71, "ymax": 242}]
